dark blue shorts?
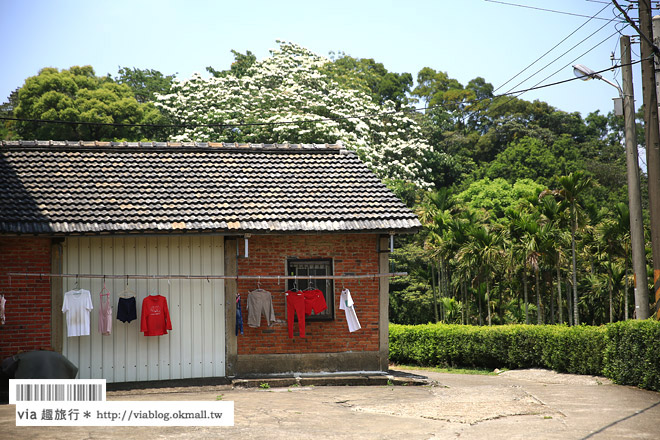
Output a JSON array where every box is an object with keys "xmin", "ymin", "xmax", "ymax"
[{"xmin": 117, "ymin": 297, "xmax": 137, "ymax": 323}]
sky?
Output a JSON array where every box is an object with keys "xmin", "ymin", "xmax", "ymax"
[{"xmin": 0, "ymin": 0, "xmax": 647, "ymax": 118}]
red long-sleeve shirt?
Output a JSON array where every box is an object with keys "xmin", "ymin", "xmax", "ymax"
[{"xmin": 140, "ymin": 295, "xmax": 172, "ymax": 336}]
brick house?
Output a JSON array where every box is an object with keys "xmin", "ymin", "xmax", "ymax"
[{"xmin": 0, "ymin": 140, "xmax": 420, "ymax": 383}]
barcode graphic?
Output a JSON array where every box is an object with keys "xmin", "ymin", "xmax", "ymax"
[{"xmin": 15, "ymin": 383, "xmax": 103, "ymax": 401}]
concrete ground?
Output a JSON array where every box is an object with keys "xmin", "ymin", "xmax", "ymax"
[{"xmin": 1, "ymin": 367, "xmax": 659, "ymax": 439}]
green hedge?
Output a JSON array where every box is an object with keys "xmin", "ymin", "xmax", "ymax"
[
  {"xmin": 390, "ymin": 321, "xmax": 660, "ymax": 391},
  {"xmin": 604, "ymin": 320, "xmax": 660, "ymax": 391}
]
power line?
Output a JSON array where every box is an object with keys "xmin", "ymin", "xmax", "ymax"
[
  {"xmin": 612, "ymin": 0, "xmax": 660, "ymax": 54},
  {"xmin": 501, "ymin": 10, "xmax": 623, "ymax": 96},
  {"xmin": 494, "ymin": 2, "xmax": 611, "ymax": 93},
  {"xmin": 483, "ymin": 0, "xmax": 618, "ymax": 21},
  {"xmin": 476, "ymin": 29, "xmax": 631, "ymax": 117}
]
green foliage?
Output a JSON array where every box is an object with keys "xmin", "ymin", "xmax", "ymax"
[
  {"xmin": 0, "ymin": 88, "xmax": 19, "ymax": 139},
  {"xmin": 115, "ymin": 67, "xmax": 176, "ymax": 103},
  {"xmin": 207, "ymin": 49, "xmax": 257, "ymax": 79},
  {"xmin": 389, "ymin": 238, "xmax": 436, "ymax": 325},
  {"xmin": 321, "ymin": 53, "xmax": 413, "ymax": 109},
  {"xmin": 482, "ymin": 136, "xmax": 581, "ymax": 186},
  {"xmin": 604, "ymin": 320, "xmax": 660, "ymax": 391},
  {"xmin": 454, "ymin": 177, "xmax": 544, "ymax": 219},
  {"xmin": 14, "ymin": 66, "xmax": 166, "ymax": 140}
]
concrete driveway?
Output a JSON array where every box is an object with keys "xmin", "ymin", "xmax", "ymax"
[{"xmin": 1, "ymin": 368, "xmax": 659, "ymax": 439}]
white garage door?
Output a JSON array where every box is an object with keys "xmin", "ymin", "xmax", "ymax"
[{"xmin": 62, "ymin": 236, "xmax": 225, "ymax": 383}]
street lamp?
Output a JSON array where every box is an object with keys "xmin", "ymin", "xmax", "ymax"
[
  {"xmin": 573, "ymin": 64, "xmax": 624, "ymax": 116},
  {"xmin": 572, "ymin": 36, "xmax": 650, "ymax": 320},
  {"xmin": 573, "ymin": 64, "xmax": 622, "ymax": 90}
]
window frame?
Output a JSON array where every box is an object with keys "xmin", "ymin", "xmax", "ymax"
[{"xmin": 286, "ymin": 258, "xmax": 334, "ymax": 321}]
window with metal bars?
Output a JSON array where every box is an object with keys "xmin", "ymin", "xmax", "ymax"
[{"xmin": 287, "ymin": 259, "xmax": 334, "ymax": 321}]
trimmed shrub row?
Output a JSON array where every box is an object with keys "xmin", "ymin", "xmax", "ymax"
[{"xmin": 389, "ymin": 320, "xmax": 660, "ymax": 391}]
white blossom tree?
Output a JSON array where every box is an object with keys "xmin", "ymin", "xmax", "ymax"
[{"xmin": 155, "ymin": 41, "xmax": 446, "ymax": 187}]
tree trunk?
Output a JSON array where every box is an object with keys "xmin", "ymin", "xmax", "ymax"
[
  {"xmin": 487, "ymin": 282, "xmax": 492, "ymax": 326},
  {"xmin": 478, "ymin": 282, "xmax": 483, "ymax": 326},
  {"xmin": 566, "ymin": 280, "xmax": 573, "ymax": 326},
  {"xmin": 441, "ymin": 261, "xmax": 448, "ymax": 320},
  {"xmin": 624, "ymin": 258, "xmax": 630, "ymax": 321},
  {"xmin": 609, "ymin": 286, "xmax": 614, "ymax": 324},
  {"xmin": 463, "ymin": 282, "xmax": 468, "ymax": 325},
  {"xmin": 523, "ymin": 269, "xmax": 529, "ymax": 324},
  {"xmin": 556, "ymin": 259, "xmax": 563, "ymax": 324},
  {"xmin": 571, "ymin": 210, "xmax": 580, "ymax": 325},
  {"xmin": 536, "ymin": 269, "xmax": 542, "ymax": 325},
  {"xmin": 550, "ymin": 273, "xmax": 555, "ymax": 325},
  {"xmin": 430, "ymin": 264, "xmax": 439, "ymax": 323}
]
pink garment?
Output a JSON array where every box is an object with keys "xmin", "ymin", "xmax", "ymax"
[{"xmin": 98, "ymin": 292, "xmax": 112, "ymax": 335}]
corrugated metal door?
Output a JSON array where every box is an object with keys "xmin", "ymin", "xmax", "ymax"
[{"xmin": 61, "ymin": 236, "xmax": 225, "ymax": 383}]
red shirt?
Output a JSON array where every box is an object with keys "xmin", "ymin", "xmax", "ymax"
[{"xmin": 140, "ymin": 295, "xmax": 172, "ymax": 336}]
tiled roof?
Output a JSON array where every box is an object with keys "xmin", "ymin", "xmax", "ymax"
[{"xmin": 0, "ymin": 141, "xmax": 421, "ymax": 235}]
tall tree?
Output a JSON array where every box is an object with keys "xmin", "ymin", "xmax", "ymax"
[
  {"xmin": 207, "ymin": 49, "xmax": 257, "ymax": 79},
  {"xmin": 554, "ymin": 172, "xmax": 592, "ymax": 325},
  {"xmin": 0, "ymin": 88, "xmax": 19, "ymax": 139},
  {"xmin": 456, "ymin": 223, "xmax": 504, "ymax": 326},
  {"xmin": 115, "ymin": 67, "xmax": 176, "ymax": 103},
  {"xmin": 321, "ymin": 53, "xmax": 413, "ymax": 110},
  {"xmin": 157, "ymin": 41, "xmax": 444, "ymax": 187},
  {"xmin": 14, "ymin": 66, "xmax": 166, "ymax": 140}
]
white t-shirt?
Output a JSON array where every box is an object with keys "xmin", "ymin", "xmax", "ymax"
[
  {"xmin": 339, "ymin": 289, "xmax": 361, "ymax": 333},
  {"xmin": 62, "ymin": 289, "xmax": 93, "ymax": 337}
]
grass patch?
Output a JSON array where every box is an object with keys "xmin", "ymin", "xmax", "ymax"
[{"xmin": 391, "ymin": 363, "xmax": 503, "ymax": 375}]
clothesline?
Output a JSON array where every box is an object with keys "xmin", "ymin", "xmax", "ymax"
[{"xmin": 8, "ymin": 272, "xmax": 408, "ymax": 281}]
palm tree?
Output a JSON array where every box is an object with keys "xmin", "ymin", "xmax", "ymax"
[
  {"xmin": 418, "ymin": 189, "xmax": 455, "ymax": 323},
  {"xmin": 537, "ymin": 193, "xmax": 569, "ymax": 325},
  {"xmin": 456, "ymin": 222, "xmax": 505, "ymax": 326},
  {"xmin": 611, "ymin": 203, "xmax": 632, "ymax": 320},
  {"xmin": 555, "ymin": 172, "xmax": 592, "ymax": 325},
  {"xmin": 508, "ymin": 210, "xmax": 541, "ymax": 324}
]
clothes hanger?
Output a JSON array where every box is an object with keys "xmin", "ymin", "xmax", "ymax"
[
  {"xmin": 303, "ymin": 275, "xmax": 316, "ymax": 291},
  {"xmin": 119, "ymin": 277, "xmax": 136, "ymax": 299},
  {"xmin": 68, "ymin": 275, "xmax": 82, "ymax": 294},
  {"xmin": 99, "ymin": 278, "xmax": 111, "ymax": 297}
]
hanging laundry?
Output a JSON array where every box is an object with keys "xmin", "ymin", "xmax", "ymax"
[
  {"xmin": 1, "ymin": 294, "xmax": 6, "ymax": 325},
  {"xmin": 98, "ymin": 284, "xmax": 112, "ymax": 335},
  {"xmin": 117, "ymin": 297, "xmax": 137, "ymax": 323},
  {"xmin": 247, "ymin": 288, "xmax": 276, "ymax": 327},
  {"xmin": 286, "ymin": 290, "xmax": 306, "ymax": 338},
  {"xmin": 303, "ymin": 288, "xmax": 327, "ymax": 316},
  {"xmin": 140, "ymin": 295, "xmax": 172, "ymax": 336},
  {"xmin": 339, "ymin": 288, "xmax": 361, "ymax": 332},
  {"xmin": 117, "ymin": 285, "xmax": 137, "ymax": 323},
  {"xmin": 62, "ymin": 289, "xmax": 93, "ymax": 337},
  {"xmin": 236, "ymin": 293, "xmax": 244, "ymax": 336}
]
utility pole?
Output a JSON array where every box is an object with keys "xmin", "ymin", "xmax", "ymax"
[
  {"xmin": 622, "ymin": 35, "xmax": 651, "ymax": 320},
  {"xmin": 640, "ymin": 0, "xmax": 660, "ymax": 319}
]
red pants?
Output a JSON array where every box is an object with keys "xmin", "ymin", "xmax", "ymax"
[{"xmin": 286, "ymin": 291, "xmax": 306, "ymax": 338}]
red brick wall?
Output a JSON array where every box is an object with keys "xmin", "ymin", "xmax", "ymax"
[
  {"xmin": 0, "ymin": 237, "xmax": 53, "ymax": 359},
  {"xmin": 236, "ymin": 234, "xmax": 380, "ymax": 355}
]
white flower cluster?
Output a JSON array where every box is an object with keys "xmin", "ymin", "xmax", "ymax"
[{"xmin": 155, "ymin": 41, "xmax": 438, "ymax": 186}]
